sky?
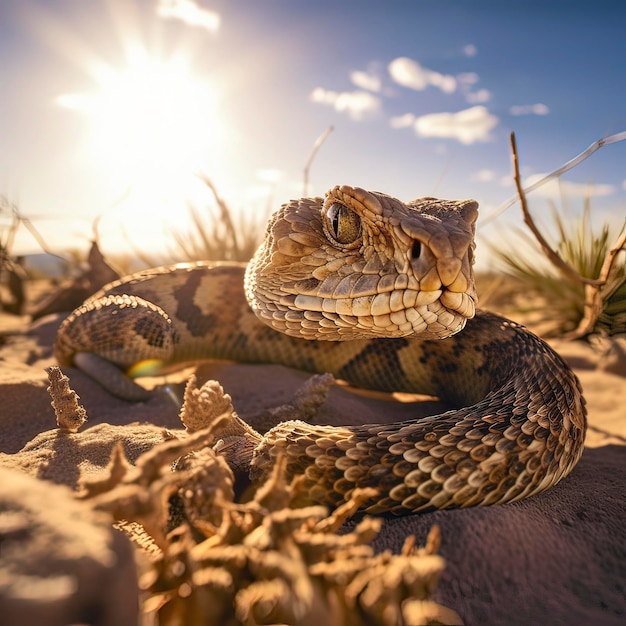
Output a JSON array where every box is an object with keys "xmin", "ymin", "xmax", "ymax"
[{"xmin": 1, "ymin": 0, "xmax": 625, "ymax": 271}]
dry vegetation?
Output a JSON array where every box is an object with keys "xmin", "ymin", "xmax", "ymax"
[
  {"xmin": 487, "ymin": 202, "xmax": 626, "ymax": 336},
  {"xmin": 168, "ymin": 176, "xmax": 269, "ymax": 264},
  {"xmin": 45, "ymin": 368, "xmax": 461, "ymax": 626}
]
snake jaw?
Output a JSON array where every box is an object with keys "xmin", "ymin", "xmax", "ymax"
[{"xmin": 245, "ymin": 186, "xmax": 479, "ymax": 341}]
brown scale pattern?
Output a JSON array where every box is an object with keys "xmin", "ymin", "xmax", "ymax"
[{"xmin": 249, "ymin": 314, "xmax": 586, "ymax": 514}]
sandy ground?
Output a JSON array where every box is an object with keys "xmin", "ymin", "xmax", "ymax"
[{"xmin": 0, "ymin": 305, "xmax": 624, "ymax": 625}]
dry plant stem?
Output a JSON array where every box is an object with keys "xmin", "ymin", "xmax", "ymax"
[
  {"xmin": 1, "ymin": 195, "xmax": 66, "ymax": 263},
  {"xmin": 303, "ymin": 126, "xmax": 333, "ymax": 196},
  {"xmin": 597, "ymin": 224, "xmax": 626, "ymax": 285},
  {"xmin": 577, "ymin": 224, "xmax": 626, "ymax": 337},
  {"xmin": 509, "ymin": 131, "xmax": 626, "ymax": 338}
]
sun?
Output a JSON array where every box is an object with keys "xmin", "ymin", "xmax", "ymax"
[
  {"xmin": 56, "ymin": 43, "xmax": 227, "ymax": 250},
  {"xmin": 58, "ymin": 49, "xmax": 221, "ymax": 178}
]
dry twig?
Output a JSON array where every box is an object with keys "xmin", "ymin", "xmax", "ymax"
[{"xmin": 509, "ymin": 133, "xmax": 600, "ymax": 286}]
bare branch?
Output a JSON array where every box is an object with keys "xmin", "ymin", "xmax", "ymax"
[
  {"xmin": 21, "ymin": 218, "xmax": 67, "ymax": 260},
  {"xmin": 597, "ymin": 222, "xmax": 626, "ymax": 285},
  {"xmin": 507, "ymin": 132, "xmax": 626, "ymax": 339},
  {"xmin": 0, "ymin": 195, "xmax": 67, "ymax": 262}
]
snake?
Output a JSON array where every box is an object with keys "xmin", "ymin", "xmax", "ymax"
[{"xmin": 54, "ymin": 185, "xmax": 587, "ymax": 515}]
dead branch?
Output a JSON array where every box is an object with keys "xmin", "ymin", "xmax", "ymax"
[
  {"xmin": 597, "ymin": 221, "xmax": 626, "ymax": 285},
  {"xmin": 509, "ymin": 131, "xmax": 626, "ymax": 338},
  {"xmin": 0, "ymin": 195, "xmax": 67, "ymax": 262},
  {"xmin": 573, "ymin": 224, "xmax": 626, "ymax": 338}
]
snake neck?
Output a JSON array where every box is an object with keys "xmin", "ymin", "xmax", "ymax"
[{"xmin": 246, "ymin": 315, "xmax": 587, "ymax": 514}]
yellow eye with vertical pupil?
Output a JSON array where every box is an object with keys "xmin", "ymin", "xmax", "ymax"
[{"xmin": 326, "ymin": 203, "xmax": 362, "ymax": 245}]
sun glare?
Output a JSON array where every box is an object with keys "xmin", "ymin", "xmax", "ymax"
[
  {"xmin": 55, "ymin": 41, "xmax": 227, "ymax": 251},
  {"xmin": 58, "ymin": 50, "xmax": 221, "ymax": 178}
]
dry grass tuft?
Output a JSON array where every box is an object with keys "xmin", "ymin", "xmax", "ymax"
[{"xmin": 169, "ymin": 177, "xmax": 269, "ymax": 264}]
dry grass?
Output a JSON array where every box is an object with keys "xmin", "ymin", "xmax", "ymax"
[
  {"xmin": 169, "ymin": 202, "xmax": 267, "ymax": 264},
  {"xmin": 149, "ymin": 177, "xmax": 269, "ymax": 266}
]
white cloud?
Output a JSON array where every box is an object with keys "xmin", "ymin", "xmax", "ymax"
[
  {"xmin": 466, "ymin": 88, "xmax": 491, "ymax": 104},
  {"xmin": 428, "ymin": 72, "xmax": 457, "ymax": 94},
  {"xmin": 389, "ymin": 57, "xmax": 428, "ymax": 90},
  {"xmin": 350, "ymin": 70, "xmax": 381, "ymax": 93},
  {"xmin": 391, "ymin": 107, "xmax": 498, "ymax": 144},
  {"xmin": 525, "ymin": 175, "xmax": 615, "ymax": 198},
  {"xmin": 472, "ymin": 169, "xmax": 496, "ymax": 182},
  {"xmin": 414, "ymin": 105, "xmax": 499, "ymax": 145},
  {"xmin": 456, "ymin": 72, "xmax": 490, "ymax": 104},
  {"xmin": 310, "ymin": 87, "xmax": 337, "ymax": 106},
  {"xmin": 310, "ymin": 88, "xmax": 381, "ymax": 120},
  {"xmin": 389, "ymin": 113, "xmax": 416, "ymax": 129},
  {"xmin": 463, "ymin": 44, "xmax": 477, "ymax": 57},
  {"xmin": 622, "ymin": 180, "xmax": 626, "ymax": 190},
  {"xmin": 457, "ymin": 72, "xmax": 479, "ymax": 86},
  {"xmin": 510, "ymin": 103, "xmax": 550, "ymax": 116},
  {"xmin": 388, "ymin": 57, "xmax": 456, "ymax": 94},
  {"xmin": 156, "ymin": 0, "xmax": 220, "ymax": 33}
]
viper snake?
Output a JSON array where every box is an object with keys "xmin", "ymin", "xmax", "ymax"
[{"xmin": 55, "ymin": 185, "xmax": 587, "ymax": 515}]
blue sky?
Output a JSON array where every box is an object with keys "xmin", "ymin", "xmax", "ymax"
[{"xmin": 1, "ymin": 0, "xmax": 624, "ymax": 269}]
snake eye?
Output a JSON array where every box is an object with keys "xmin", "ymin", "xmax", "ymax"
[{"xmin": 325, "ymin": 203, "xmax": 362, "ymax": 245}]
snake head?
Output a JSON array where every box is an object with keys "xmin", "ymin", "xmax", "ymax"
[{"xmin": 245, "ymin": 185, "xmax": 478, "ymax": 341}]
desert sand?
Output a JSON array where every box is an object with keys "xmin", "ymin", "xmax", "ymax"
[{"xmin": 0, "ymin": 301, "xmax": 624, "ymax": 625}]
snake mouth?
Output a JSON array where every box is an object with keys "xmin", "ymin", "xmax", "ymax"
[{"xmin": 291, "ymin": 284, "xmax": 476, "ymax": 341}]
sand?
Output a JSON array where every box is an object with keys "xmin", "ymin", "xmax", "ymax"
[{"xmin": 0, "ymin": 306, "xmax": 624, "ymax": 625}]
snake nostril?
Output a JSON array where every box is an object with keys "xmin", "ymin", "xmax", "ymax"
[{"xmin": 411, "ymin": 240, "xmax": 422, "ymax": 259}]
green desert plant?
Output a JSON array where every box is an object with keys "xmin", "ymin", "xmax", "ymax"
[{"xmin": 488, "ymin": 132, "xmax": 626, "ymax": 339}]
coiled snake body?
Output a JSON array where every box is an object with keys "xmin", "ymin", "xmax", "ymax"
[{"xmin": 55, "ymin": 186, "xmax": 587, "ymax": 515}]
